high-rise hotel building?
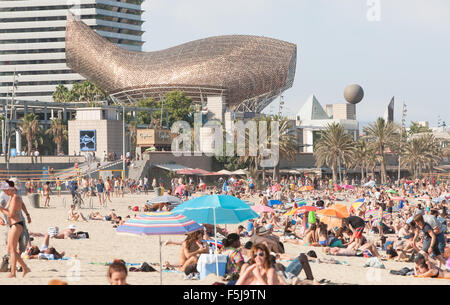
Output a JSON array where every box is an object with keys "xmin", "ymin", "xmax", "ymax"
[{"xmin": 0, "ymin": 0, "xmax": 145, "ymax": 102}]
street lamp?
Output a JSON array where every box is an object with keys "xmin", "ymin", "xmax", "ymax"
[
  {"xmin": 6, "ymin": 71, "xmax": 20, "ymax": 176},
  {"xmin": 397, "ymin": 102, "xmax": 407, "ymax": 185}
]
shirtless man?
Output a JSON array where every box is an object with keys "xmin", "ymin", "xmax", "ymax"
[{"xmin": 0, "ymin": 181, "xmax": 31, "ymax": 278}]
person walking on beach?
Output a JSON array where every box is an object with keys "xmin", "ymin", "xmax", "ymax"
[{"xmin": 0, "ymin": 181, "xmax": 31, "ymax": 278}]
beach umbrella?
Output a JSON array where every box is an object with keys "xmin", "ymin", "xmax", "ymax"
[
  {"xmin": 251, "ymin": 204, "xmax": 275, "ymax": 213},
  {"xmin": 146, "ymin": 195, "xmax": 182, "ymax": 206},
  {"xmin": 317, "ymin": 208, "xmax": 347, "ymax": 218},
  {"xmin": 390, "ymin": 196, "xmax": 405, "ymax": 201},
  {"xmin": 116, "ymin": 212, "xmax": 202, "ymax": 285},
  {"xmin": 299, "ymin": 185, "xmax": 314, "ymax": 191},
  {"xmin": 386, "ymin": 189, "xmax": 398, "ymax": 194},
  {"xmin": 355, "ymin": 198, "xmax": 365, "ymax": 203},
  {"xmin": 268, "ymin": 199, "xmax": 283, "ymax": 207},
  {"xmin": 172, "ymin": 194, "xmax": 258, "ymax": 275},
  {"xmin": 363, "ymin": 181, "xmax": 375, "ymax": 187},
  {"xmin": 352, "ymin": 201, "xmax": 365, "ymax": 211},
  {"xmin": 283, "ymin": 205, "xmax": 319, "ymax": 217},
  {"xmin": 341, "ymin": 184, "xmax": 354, "ymax": 190}
]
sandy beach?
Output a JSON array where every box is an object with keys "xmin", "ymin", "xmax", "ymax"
[{"xmin": 0, "ymin": 192, "xmax": 447, "ymax": 285}]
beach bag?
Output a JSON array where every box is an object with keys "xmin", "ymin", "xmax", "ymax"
[
  {"xmin": 73, "ymin": 231, "xmax": 89, "ymax": 239},
  {"xmin": 308, "ymin": 211, "xmax": 316, "ymax": 224}
]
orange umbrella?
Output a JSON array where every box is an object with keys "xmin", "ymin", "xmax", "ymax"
[
  {"xmin": 317, "ymin": 204, "xmax": 349, "ymax": 219},
  {"xmin": 299, "ymin": 185, "xmax": 314, "ymax": 191}
]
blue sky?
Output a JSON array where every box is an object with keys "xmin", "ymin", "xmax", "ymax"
[{"xmin": 141, "ymin": 0, "xmax": 450, "ymax": 127}]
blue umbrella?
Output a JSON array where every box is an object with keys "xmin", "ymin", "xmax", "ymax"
[
  {"xmin": 172, "ymin": 195, "xmax": 258, "ymax": 224},
  {"xmin": 268, "ymin": 199, "xmax": 283, "ymax": 207},
  {"xmin": 355, "ymin": 198, "xmax": 365, "ymax": 203},
  {"xmin": 172, "ymin": 194, "xmax": 258, "ymax": 275}
]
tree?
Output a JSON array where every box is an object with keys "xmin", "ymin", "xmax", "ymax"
[
  {"xmin": 363, "ymin": 118, "xmax": 399, "ymax": 185},
  {"xmin": 161, "ymin": 91, "xmax": 196, "ymax": 126},
  {"xmin": 401, "ymin": 134, "xmax": 442, "ymax": 179},
  {"xmin": 52, "ymin": 81, "xmax": 106, "ymax": 103},
  {"xmin": 314, "ymin": 123, "xmax": 356, "ymax": 183},
  {"xmin": 19, "ymin": 113, "xmax": 40, "ymax": 155},
  {"xmin": 45, "ymin": 118, "xmax": 68, "ymax": 155},
  {"xmin": 269, "ymin": 115, "xmax": 298, "ymax": 181},
  {"xmin": 352, "ymin": 138, "xmax": 374, "ymax": 182},
  {"xmin": 408, "ymin": 121, "xmax": 432, "ymax": 136},
  {"xmin": 53, "ymin": 84, "xmax": 70, "ymax": 103}
]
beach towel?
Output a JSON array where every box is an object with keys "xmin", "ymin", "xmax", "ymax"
[{"xmin": 364, "ymin": 257, "xmax": 385, "ymax": 269}]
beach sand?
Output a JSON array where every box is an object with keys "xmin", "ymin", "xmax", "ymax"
[{"xmin": 0, "ymin": 192, "xmax": 447, "ymax": 285}]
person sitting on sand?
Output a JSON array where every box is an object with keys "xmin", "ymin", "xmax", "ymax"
[
  {"xmin": 250, "ymin": 225, "xmax": 285, "ymax": 253},
  {"xmin": 68, "ymin": 204, "xmax": 87, "ymax": 222},
  {"xmin": 222, "ymin": 233, "xmax": 245, "ymax": 278},
  {"xmin": 236, "ymin": 243, "xmax": 281, "ymax": 285},
  {"xmin": 165, "ymin": 230, "xmax": 210, "ymax": 272}
]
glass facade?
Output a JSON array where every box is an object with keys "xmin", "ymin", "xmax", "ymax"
[{"xmin": 0, "ymin": 0, "xmax": 145, "ymax": 102}]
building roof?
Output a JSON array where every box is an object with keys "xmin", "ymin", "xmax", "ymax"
[{"xmin": 296, "ymin": 94, "xmax": 330, "ymax": 121}]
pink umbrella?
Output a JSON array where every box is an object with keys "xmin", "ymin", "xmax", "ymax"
[
  {"xmin": 341, "ymin": 184, "xmax": 355, "ymax": 190},
  {"xmin": 390, "ymin": 196, "xmax": 405, "ymax": 201},
  {"xmin": 251, "ymin": 205, "xmax": 274, "ymax": 213},
  {"xmin": 175, "ymin": 184, "xmax": 184, "ymax": 195}
]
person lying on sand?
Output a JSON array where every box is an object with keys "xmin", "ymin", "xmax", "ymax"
[
  {"xmin": 415, "ymin": 262, "xmax": 450, "ymax": 279},
  {"xmin": 24, "ymin": 234, "xmax": 65, "ymax": 260},
  {"xmin": 46, "ymin": 225, "xmax": 77, "ymax": 240}
]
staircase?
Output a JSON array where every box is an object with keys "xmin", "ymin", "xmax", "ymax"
[{"xmin": 127, "ymin": 159, "xmax": 151, "ymax": 181}]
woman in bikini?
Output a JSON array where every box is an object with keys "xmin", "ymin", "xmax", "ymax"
[
  {"xmin": 236, "ymin": 243, "xmax": 281, "ymax": 285},
  {"xmin": 43, "ymin": 181, "xmax": 52, "ymax": 207},
  {"xmin": 0, "ymin": 181, "xmax": 31, "ymax": 278}
]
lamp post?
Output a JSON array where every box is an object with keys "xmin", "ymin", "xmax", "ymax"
[
  {"xmin": 397, "ymin": 102, "xmax": 407, "ymax": 186},
  {"xmin": 6, "ymin": 71, "xmax": 20, "ymax": 176},
  {"xmin": 122, "ymin": 104, "xmax": 126, "ymax": 179}
]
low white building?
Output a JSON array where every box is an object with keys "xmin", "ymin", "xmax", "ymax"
[{"xmin": 295, "ymin": 94, "xmax": 360, "ymax": 153}]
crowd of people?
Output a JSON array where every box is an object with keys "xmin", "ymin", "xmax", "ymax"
[
  {"xmin": 159, "ymin": 174, "xmax": 449, "ymax": 285},
  {"xmin": 0, "ymin": 171, "xmax": 448, "ymax": 285}
]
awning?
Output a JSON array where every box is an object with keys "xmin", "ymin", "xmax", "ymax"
[
  {"xmin": 153, "ymin": 164, "xmax": 190, "ymax": 172},
  {"xmin": 176, "ymin": 168, "xmax": 211, "ymax": 175}
]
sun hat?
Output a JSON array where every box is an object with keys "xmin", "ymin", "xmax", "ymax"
[
  {"xmin": 0, "ymin": 181, "xmax": 14, "ymax": 191},
  {"xmin": 256, "ymin": 226, "xmax": 268, "ymax": 236},
  {"xmin": 68, "ymin": 224, "xmax": 77, "ymax": 230}
]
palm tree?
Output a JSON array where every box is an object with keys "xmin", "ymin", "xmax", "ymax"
[
  {"xmin": 45, "ymin": 118, "xmax": 68, "ymax": 155},
  {"xmin": 401, "ymin": 134, "xmax": 442, "ymax": 179},
  {"xmin": 363, "ymin": 118, "xmax": 399, "ymax": 185},
  {"xmin": 314, "ymin": 123, "xmax": 356, "ymax": 183},
  {"xmin": 353, "ymin": 138, "xmax": 372, "ymax": 182},
  {"xmin": 19, "ymin": 113, "xmax": 39, "ymax": 155},
  {"xmin": 53, "ymin": 84, "xmax": 70, "ymax": 103},
  {"xmin": 270, "ymin": 115, "xmax": 298, "ymax": 181}
]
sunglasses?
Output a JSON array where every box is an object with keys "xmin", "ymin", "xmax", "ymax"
[{"xmin": 253, "ymin": 252, "xmax": 265, "ymax": 258}]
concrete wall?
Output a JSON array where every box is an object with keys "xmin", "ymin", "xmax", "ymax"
[{"xmin": 68, "ymin": 119, "xmax": 126, "ymax": 157}]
